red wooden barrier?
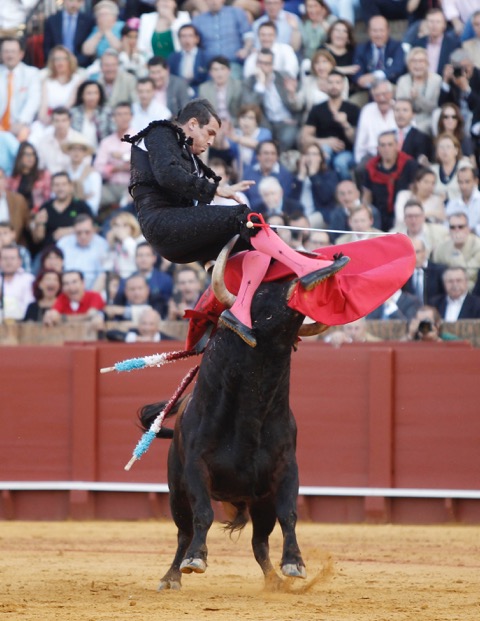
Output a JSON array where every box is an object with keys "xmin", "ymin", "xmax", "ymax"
[{"xmin": 1, "ymin": 341, "xmax": 479, "ymax": 523}]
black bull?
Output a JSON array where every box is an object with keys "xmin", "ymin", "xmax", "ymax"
[{"xmin": 140, "ymin": 244, "xmax": 329, "ymax": 590}]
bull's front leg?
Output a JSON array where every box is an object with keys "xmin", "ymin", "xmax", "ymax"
[
  {"xmin": 179, "ymin": 458, "xmax": 214, "ymax": 575},
  {"xmin": 275, "ymin": 460, "xmax": 306, "ymax": 579}
]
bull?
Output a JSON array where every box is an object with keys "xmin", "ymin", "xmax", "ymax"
[{"xmin": 139, "ymin": 236, "xmax": 328, "ymax": 590}]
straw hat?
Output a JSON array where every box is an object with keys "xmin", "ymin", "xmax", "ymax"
[{"xmin": 62, "ymin": 135, "xmax": 95, "ymax": 155}]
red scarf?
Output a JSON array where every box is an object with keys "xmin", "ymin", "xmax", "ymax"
[{"xmin": 366, "ymin": 151, "xmax": 412, "ymax": 213}]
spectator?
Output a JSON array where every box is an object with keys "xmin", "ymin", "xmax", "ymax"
[
  {"xmin": 352, "ymin": 16, "xmax": 406, "ymax": 96},
  {"xmin": 31, "ymin": 172, "xmax": 93, "ymax": 254},
  {"xmin": 0, "ymin": 37, "xmax": 41, "ymax": 141},
  {"xmin": 37, "ymin": 46, "xmax": 85, "ymax": 129},
  {"xmin": 31, "ymin": 107, "xmax": 85, "ymax": 175},
  {"xmin": 367, "ymin": 287, "xmax": 422, "ymax": 321},
  {"xmin": 445, "ymin": 164, "xmax": 480, "ymax": 234},
  {"xmin": 257, "ymin": 175, "xmax": 303, "ymax": 218},
  {"xmin": 208, "ymin": 157, "xmax": 250, "ymax": 205},
  {"xmin": 198, "ymin": 56, "xmax": 243, "ymax": 124},
  {"xmin": 147, "ymin": 56, "xmax": 190, "ymax": 118},
  {"xmin": 302, "ymin": 69, "xmax": 359, "ymax": 180},
  {"xmin": 394, "ymin": 98, "xmax": 433, "ymax": 163},
  {"xmin": 7, "ymin": 142, "xmax": 52, "ymax": 214},
  {"xmin": 103, "ymin": 272, "xmax": 152, "ymax": 322},
  {"xmin": 23, "ymin": 269, "xmax": 62, "ymax": 322},
  {"xmin": 359, "ymin": 0, "xmax": 408, "ymax": 21},
  {"xmin": 404, "ymin": 305, "xmax": 456, "ymax": 342},
  {"xmin": 432, "ymin": 265, "xmax": 480, "ymax": 320},
  {"xmin": 403, "ymin": 237, "xmax": 447, "ymax": 304},
  {"xmin": 429, "ymin": 133, "xmax": 471, "ymax": 202},
  {"xmin": 394, "ymin": 167, "xmax": 446, "ymax": 226},
  {"xmin": 354, "ymin": 79, "xmax": 396, "ymax": 165},
  {"xmin": 56, "ymin": 214, "xmax": 108, "ymax": 289},
  {"xmin": 435, "ymin": 102, "xmax": 475, "ymax": 163},
  {"xmin": 39, "ymin": 245, "xmax": 65, "ymax": 274},
  {"xmin": 323, "ymin": 0, "xmax": 359, "ymax": 24},
  {"xmin": 118, "ymin": 20, "xmax": 148, "ymax": 79},
  {"xmin": 43, "ymin": 269, "xmax": 105, "ymax": 327},
  {"xmin": 124, "ymin": 307, "xmax": 172, "ymax": 342},
  {"xmin": 242, "ymin": 48, "xmax": 301, "ymax": 151},
  {"xmin": 412, "ymin": 8, "xmax": 460, "ymax": 75},
  {"xmin": 244, "ymin": 20, "xmax": 299, "ymax": 80},
  {"xmin": 462, "ymin": 10, "xmax": 480, "ymax": 68},
  {"xmin": 335, "ymin": 204, "xmax": 383, "ymax": 243},
  {"xmin": 70, "ymin": 80, "xmax": 114, "ymax": 149},
  {"xmin": 228, "ymin": 104, "xmax": 272, "ymax": 176},
  {"xmin": 63, "ymin": 135, "xmax": 102, "ymax": 217},
  {"xmin": 43, "ymin": 0, "xmax": 95, "ymax": 69},
  {"xmin": 137, "ymin": 0, "xmax": 191, "ymax": 60},
  {"xmin": 252, "ymin": 0, "xmax": 301, "ymax": 52},
  {"xmin": 0, "ymin": 221, "xmax": 31, "ymax": 272},
  {"xmin": 394, "ymin": 200, "xmax": 449, "ymax": 256},
  {"xmin": 81, "ymin": 0, "xmax": 124, "ymax": 60},
  {"xmin": 242, "ymin": 139, "xmax": 293, "ymax": 210},
  {"xmin": 113, "ymin": 241, "xmax": 173, "ymax": 319},
  {"xmin": 443, "ymin": 0, "xmax": 478, "ymax": 40},
  {"xmin": 167, "ymin": 24, "xmax": 209, "ymax": 95},
  {"xmin": 167, "ymin": 265, "xmax": 205, "ymax": 321},
  {"xmin": 321, "ymin": 19, "xmax": 359, "ymax": 88},
  {"xmin": 329, "ymin": 178, "xmax": 382, "ymax": 239},
  {"xmin": 324, "ymin": 317, "xmax": 382, "ymax": 346},
  {"xmin": 297, "ymin": 50, "xmax": 349, "ymax": 116},
  {"xmin": 0, "ymin": 0, "xmax": 38, "ymax": 33},
  {"xmin": 94, "ymin": 102, "xmax": 135, "ymax": 218},
  {"xmin": 131, "ymin": 76, "xmax": 172, "ymax": 133},
  {"xmin": 193, "ymin": 0, "xmax": 253, "ymax": 76},
  {"xmin": 362, "ymin": 130, "xmax": 418, "ymax": 231},
  {"xmin": 439, "ymin": 49, "xmax": 480, "ymax": 133},
  {"xmin": 0, "ymin": 243, "xmax": 34, "ymax": 320},
  {"xmin": 92, "ymin": 48, "xmax": 138, "ymax": 109},
  {"xmin": 102, "ymin": 211, "xmax": 142, "ymax": 279},
  {"xmin": 300, "ymin": 0, "xmax": 336, "ymax": 62},
  {"xmin": 290, "ymin": 143, "xmax": 338, "ymax": 226},
  {"xmin": 0, "ymin": 129, "xmax": 19, "ymax": 176},
  {"xmin": 303, "ymin": 228, "xmax": 332, "ymax": 251},
  {"xmin": 0, "ymin": 167, "xmax": 29, "ymax": 246},
  {"xmin": 395, "ymin": 47, "xmax": 442, "ymax": 136},
  {"xmin": 432, "ymin": 211, "xmax": 480, "ymax": 291}
]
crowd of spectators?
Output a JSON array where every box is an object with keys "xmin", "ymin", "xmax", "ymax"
[{"xmin": 2, "ymin": 0, "xmax": 480, "ymax": 344}]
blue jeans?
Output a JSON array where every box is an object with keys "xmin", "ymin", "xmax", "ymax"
[{"xmin": 321, "ymin": 146, "xmax": 354, "ymax": 181}]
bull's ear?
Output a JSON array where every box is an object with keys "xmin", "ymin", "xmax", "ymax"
[
  {"xmin": 211, "ymin": 235, "xmax": 239, "ymax": 308},
  {"xmin": 297, "ymin": 321, "xmax": 329, "ymax": 338}
]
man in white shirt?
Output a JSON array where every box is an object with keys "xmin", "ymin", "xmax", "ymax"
[
  {"xmin": 354, "ymin": 79, "xmax": 396, "ymax": 164},
  {"xmin": 0, "ymin": 243, "xmax": 34, "ymax": 320},
  {"xmin": 244, "ymin": 21, "xmax": 299, "ymax": 80},
  {"xmin": 57, "ymin": 214, "xmax": 109, "ymax": 290},
  {"xmin": 446, "ymin": 165, "xmax": 480, "ymax": 235},
  {"xmin": 0, "ymin": 0, "xmax": 38, "ymax": 31},
  {"xmin": 433, "ymin": 266, "xmax": 480, "ymax": 320},
  {"xmin": 131, "ymin": 77, "xmax": 171, "ymax": 134}
]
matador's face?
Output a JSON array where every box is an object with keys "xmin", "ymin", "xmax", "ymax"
[{"xmin": 186, "ymin": 117, "xmax": 220, "ymax": 155}]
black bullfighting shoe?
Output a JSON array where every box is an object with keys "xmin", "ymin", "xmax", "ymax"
[
  {"xmin": 299, "ymin": 254, "xmax": 350, "ymax": 291},
  {"xmin": 218, "ymin": 309, "xmax": 257, "ymax": 348}
]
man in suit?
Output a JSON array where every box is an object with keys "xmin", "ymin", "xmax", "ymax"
[
  {"xmin": 367, "ymin": 288, "xmax": 422, "ymax": 321},
  {"xmin": 0, "ymin": 37, "xmax": 41, "ymax": 141},
  {"xmin": 353, "ymin": 16, "xmax": 406, "ymax": 93},
  {"xmin": 432, "ymin": 266, "xmax": 480, "ymax": 320},
  {"xmin": 393, "ymin": 199, "xmax": 449, "ymax": 255},
  {"xmin": 242, "ymin": 48, "xmax": 301, "ymax": 151},
  {"xmin": 95, "ymin": 49, "xmax": 138, "ymax": 109},
  {"xmin": 404, "ymin": 238, "xmax": 447, "ymax": 305},
  {"xmin": 167, "ymin": 24, "xmax": 209, "ymax": 96},
  {"xmin": 412, "ymin": 8, "xmax": 460, "ymax": 76},
  {"xmin": 393, "ymin": 98, "xmax": 433, "ymax": 162},
  {"xmin": 199, "ymin": 56, "xmax": 243, "ymax": 124},
  {"xmin": 43, "ymin": 0, "xmax": 95, "ymax": 68},
  {"xmin": 257, "ymin": 175, "xmax": 303, "ymax": 218},
  {"xmin": 147, "ymin": 56, "xmax": 190, "ymax": 119}
]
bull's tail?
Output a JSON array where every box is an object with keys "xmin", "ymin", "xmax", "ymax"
[
  {"xmin": 138, "ymin": 394, "xmax": 192, "ymax": 439},
  {"xmin": 221, "ymin": 502, "xmax": 249, "ymax": 536}
]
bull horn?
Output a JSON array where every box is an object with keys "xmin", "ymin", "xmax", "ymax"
[
  {"xmin": 298, "ymin": 322, "xmax": 329, "ymax": 337},
  {"xmin": 211, "ymin": 235, "xmax": 239, "ymax": 308}
]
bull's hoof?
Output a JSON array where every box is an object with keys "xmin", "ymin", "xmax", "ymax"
[
  {"xmin": 180, "ymin": 558, "xmax": 207, "ymax": 574},
  {"xmin": 158, "ymin": 579, "xmax": 181, "ymax": 591},
  {"xmin": 282, "ymin": 563, "xmax": 307, "ymax": 579},
  {"xmin": 300, "ymin": 255, "xmax": 350, "ymax": 291}
]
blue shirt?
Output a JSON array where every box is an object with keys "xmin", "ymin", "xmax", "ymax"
[
  {"xmin": 0, "ymin": 131, "xmax": 19, "ymax": 176},
  {"xmin": 192, "ymin": 7, "xmax": 252, "ymax": 63},
  {"xmin": 57, "ymin": 233, "xmax": 109, "ymax": 290},
  {"xmin": 62, "ymin": 11, "xmax": 78, "ymax": 53}
]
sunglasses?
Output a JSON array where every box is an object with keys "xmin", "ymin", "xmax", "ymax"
[{"xmin": 449, "ymin": 224, "xmax": 467, "ymax": 230}]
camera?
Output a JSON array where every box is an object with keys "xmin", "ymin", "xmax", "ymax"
[
  {"xmin": 453, "ymin": 66, "xmax": 464, "ymax": 78},
  {"xmin": 418, "ymin": 320, "xmax": 434, "ymax": 335}
]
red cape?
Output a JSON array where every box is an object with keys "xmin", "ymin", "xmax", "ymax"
[{"xmin": 185, "ymin": 234, "xmax": 415, "ymax": 350}]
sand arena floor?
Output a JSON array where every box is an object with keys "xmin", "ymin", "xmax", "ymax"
[{"xmin": 1, "ymin": 520, "xmax": 479, "ymax": 621}]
